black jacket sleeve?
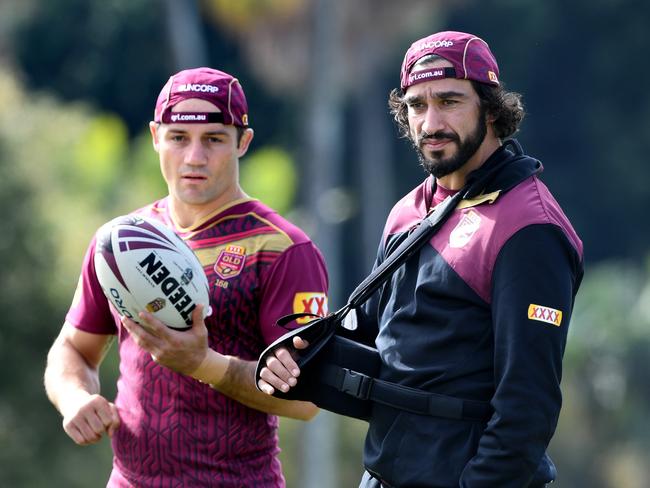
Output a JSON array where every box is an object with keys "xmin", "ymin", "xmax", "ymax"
[{"xmin": 460, "ymin": 224, "xmax": 583, "ymax": 487}]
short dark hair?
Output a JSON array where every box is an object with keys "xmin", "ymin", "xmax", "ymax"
[
  {"xmin": 235, "ymin": 126, "xmax": 247, "ymax": 147},
  {"xmin": 387, "ymin": 81, "xmax": 525, "ymax": 140}
]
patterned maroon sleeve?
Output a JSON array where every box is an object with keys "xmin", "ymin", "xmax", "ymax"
[
  {"xmin": 258, "ymin": 241, "xmax": 329, "ymax": 345},
  {"xmin": 65, "ymin": 236, "xmax": 118, "ymax": 335}
]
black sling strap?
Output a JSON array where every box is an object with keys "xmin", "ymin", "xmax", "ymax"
[
  {"xmin": 256, "ymin": 140, "xmax": 541, "ymax": 421},
  {"xmin": 320, "ymin": 362, "xmax": 492, "ymax": 421}
]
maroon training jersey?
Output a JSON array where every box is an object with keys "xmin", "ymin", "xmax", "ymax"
[{"xmin": 66, "ymin": 197, "xmax": 329, "ymax": 487}]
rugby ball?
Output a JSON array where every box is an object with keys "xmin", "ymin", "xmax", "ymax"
[{"xmin": 94, "ymin": 215, "xmax": 211, "ymax": 330}]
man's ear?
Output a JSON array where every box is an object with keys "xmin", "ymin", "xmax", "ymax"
[
  {"xmin": 237, "ymin": 128, "xmax": 254, "ymax": 158},
  {"xmin": 149, "ymin": 121, "xmax": 161, "ymax": 152}
]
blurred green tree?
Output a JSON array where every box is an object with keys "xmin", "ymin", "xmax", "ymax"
[
  {"xmin": 8, "ymin": 0, "xmax": 171, "ymax": 135},
  {"xmin": 550, "ymin": 259, "xmax": 650, "ymax": 487},
  {"xmin": 240, "ymin": 146, "xmax": 297, "ymax": 214},
  {"xmin": 0, "ymin": 69, "xmax": 114, "ymax": 486}
]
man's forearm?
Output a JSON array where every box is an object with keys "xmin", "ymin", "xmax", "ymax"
[
  {"xmin": 44, "ymin": 339, "xmax": 101, "ymax": 414},
  {"xmin": 191, "ymin": 349, "xmax": 318, "ymax": 420}
]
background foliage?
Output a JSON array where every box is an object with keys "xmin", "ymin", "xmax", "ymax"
[{"xmin": 0, "ymin": 0, "xmax": 648, "ymax": 486}]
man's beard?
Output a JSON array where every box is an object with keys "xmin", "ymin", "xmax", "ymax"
[{"xmin": 412, "ymin": 112, "xmax": 488, "ymax": 178}]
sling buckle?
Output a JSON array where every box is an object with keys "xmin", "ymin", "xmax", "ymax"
[{"xmin": 340, "ymin": 369, "xmax": 373, "ymax": 400}]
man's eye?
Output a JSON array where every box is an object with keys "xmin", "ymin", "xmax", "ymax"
[
  {"xmin": 171, "ymin": 135, "xmax": 185, "ymax": 142},
  {"xmin": 441, "ymin": 99, "xmax": 458, "ymax": 106}
]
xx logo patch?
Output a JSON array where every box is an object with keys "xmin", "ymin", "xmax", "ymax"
[
  {"xmin": 293, "ymin": 292, "xmax": 328, "ymax": 324},
  {"xmin": 528, "ymin": 304, "xmax": 563, "ymax": 327}
]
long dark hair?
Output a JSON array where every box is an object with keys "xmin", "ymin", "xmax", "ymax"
[{"xmin": 387, "ymin": 80, "xmax": 525, "ymax": 140}]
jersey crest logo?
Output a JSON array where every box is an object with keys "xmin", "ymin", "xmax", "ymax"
[
  {"xmin": 449, "ymin": 210, "xmax": 481, "ymax": 248},
  {"xmin": 214, "ymin": 245, "xmax": 246, "ymax": 280},
  {"xmin": 528, "ymin": 304, "xmax": 563, "ymax": 326},
  {"xmin": 293, "ymin": 292, "xmax": 328, "ymax": 324}
]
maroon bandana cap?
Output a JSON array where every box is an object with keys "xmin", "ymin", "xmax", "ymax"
[
  {"xmin": 400, "ymin": 31, "xmax": 500, "ymax": 91},
  {"xmin": 154, "ymin": 67, "xmax": 249, "ymax": 126}
]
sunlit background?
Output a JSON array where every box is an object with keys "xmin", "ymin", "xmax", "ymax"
[{"xmin": 1, "ymin": 0, "xmax": 649, "ymax": 486}]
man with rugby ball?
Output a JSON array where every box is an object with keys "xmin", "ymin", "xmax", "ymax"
[{"xmin": 45, "ymin": 67, "xmax": 328, "ymax": 487}]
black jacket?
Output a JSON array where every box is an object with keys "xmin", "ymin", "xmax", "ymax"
[{"xmin": 356, "ymin": 141, "xmax": 584, "ymax": 487}]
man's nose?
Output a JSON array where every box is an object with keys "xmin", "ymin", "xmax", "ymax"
[
  {"xmin": 422, "ymin": 106, "xmax": 445, "ymax": 135},
  {"xmin": 185, "ymin": 140, "xmax": 207, "ymax": 165}
]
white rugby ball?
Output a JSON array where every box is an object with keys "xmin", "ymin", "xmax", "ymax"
[{"xmin": 94, "ymin": 215, "xmax": 211, "ymax": 330}]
